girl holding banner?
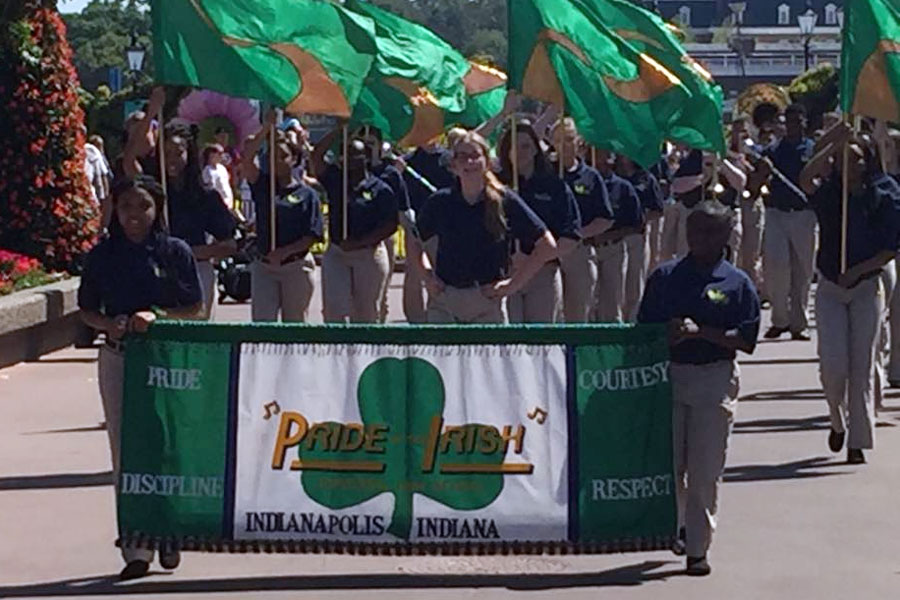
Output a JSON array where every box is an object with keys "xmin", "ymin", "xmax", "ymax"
[
  {"xmin": 416, "ymin": 131, "xmax": 557, "ymax": 324},
  {"xmin": 497, "ymin": 121, "xmax": 582, "ymax": 323},
  {"xmin": 242, "ymin": 111, "xmax": 324, "ymax": 322},
  {"xmin": 799, "ymin": 124, "xmax": 900, "ymax": 465},
  {"xmin": 78, "ymin": 176, "xmax": 203, "ymax": 580}
]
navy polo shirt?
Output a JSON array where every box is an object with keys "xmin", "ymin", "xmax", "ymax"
[
  {"xmin": 626, "ymin": 169, "xmax": 665, "ymax": 214},
  {"xmin": 674, "ymin": 149, "xmax": 704, "ymax": 208},
  {"xmin": 418, "ymin": 184, "xmax": 548, "ymax": 287},
  {"xmin": 812, "ymin": 174, "xmax": 900, "ymax": 284},
  {"xmin": 764, "ymin": 137, "xmax": 814, "ymax": 211},
  {"xmin": 563, "ymin": 161, "xmax": 615, "ymax": 226},
  {"xmin": 251, "ymin": 178, "xmax": 324, "ymax": 255},
  {"xmin": 166, "ymin": 183, "xmax": 236, "ymax": 247},
  {"xmin": 638, "ymin": 256, "xmax": 761, "ymax": 364},
  {"xmin": 404, "ymin": 147, "xmax": 456, "ymax": 212},
  {"xmin": 372, "ymin": 162, "xmax": 411, "ymax": 212},
  {"xmin": 321, "ymin": 165, "xmax": 398, "ymax": 242},
  {"xmin": 601, "ymin": 172, "xmax": 643, "ymax": 229},
  {"xmin": 517, "ymin": 171, "xmax": 581, "ymax": 253},
  {"xmin": 78, "ymin": 232, "xmax": 202, "ymax": 317}
]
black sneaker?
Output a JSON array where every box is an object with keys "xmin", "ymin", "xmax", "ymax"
[
  {"xmin": 763, "ymin": 326, "xmax": 787, "ymax": 339},
  {"xmin": 686, "ymin": 555, "xmax": 711, "ymax": 576},
  {"xmin": 119, "ymin": 560, "xmax": 149, "ymax": 581},
  {"xmin": 847, "ymin": 448, "xmax": 866, "ymax": 464},
  {"xmin": 159, "ymin": 544, "xmax": 181, "ymax": 570},
  {"xmin": 828, "ymin": 429, "xmax": 845, "ymax": 453},
  {"xmin": 671, "ymin": 527, "xmax": 686, "ymax": 556},
  {"xmin": 791, "ymin": 329, "xmax": 811, "ymax": 341}
]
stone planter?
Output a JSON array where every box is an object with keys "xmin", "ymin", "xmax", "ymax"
[{"xmin": 0, "ymin": 277, "xmax": 82, "ymax": 368}]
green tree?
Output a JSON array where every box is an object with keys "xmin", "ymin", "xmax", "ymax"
[{"xmin": 61, "ymin": 0, "xmax": 152, "ymax": 86}]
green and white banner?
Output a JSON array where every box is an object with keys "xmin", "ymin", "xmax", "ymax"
[{"xmin": 119, "ymin": 324, "xmax": 675, "ymax": 554}]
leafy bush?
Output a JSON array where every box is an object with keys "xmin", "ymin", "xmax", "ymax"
[
  {"xmin": 0, "ymin": 4, "xmax": 100, "ymax": 274},
  {"xmin": 0, "ymin": 249, "xmax": 58, "ymax": 296}
]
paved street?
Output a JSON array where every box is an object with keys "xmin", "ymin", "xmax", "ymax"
[{"xmin": 1, "ymin": 274, "xmax": 898, "ymax": 598}]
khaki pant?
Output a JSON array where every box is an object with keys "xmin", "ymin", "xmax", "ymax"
[
  {"xmin": 508, "ymin": 262, "xmax": 562, "ymax": 323},
  {"xmin": 378, "ymin": 233, "xmax": 398, "ymax": 324},
  {"xmin": 648, "ymin": 215, "xmax": 663, "ymax": 271},
  {"xmin": 197, "ymin": 261, "xmax": 218, "ymax": 321},
  {"xmin": 764, "ymin": 209, "xmax": 817, "ymax": 331},
  {"xmin": 560, "ymin": 243, "xmax": 597, "ymax": 323},
  {"xmin": 98, "ymin": 345, "xmax": 154, "ymax": 563},
  {"xmin": 402, "ymin": 235, "xmax": 437, "ymax": 324},
  {"xmin": 250, "ymin": 256, "xmax": 315, "ymax": 323},
  {"xmin": 888, "ymin": 255, "xmax": 900, "ymax": 382},
  {"xmin": 322, "ymin": 243, "xmax": 389, "ymax": 323},
  {"xmin": 876, "ymin": 263, "xmax": 895, "ymax": 410},
  {"xmin": 660, "ymin": 202, "xmax": 691, "ymax": 261},
  {"xmin": 671, "ymin": 360, "xmax": 739, "ymax": 558},
  {"xmin": 427, "ymin": 285, "xmax": 508, "ymax": 324},
  {"xmin": 593, "ymin": 241, "xmax": 626, "ymax": 323},
  {"xmin": 816, "ymin": 277, "xmax": 882, "ymax": 449},
  {"xmin": 624, "ymin": 232, "xmax": 649, "ymax": 322},
  {"xmin": 739, "ymin": 199, "xmax": 766, "ymax": 296}
]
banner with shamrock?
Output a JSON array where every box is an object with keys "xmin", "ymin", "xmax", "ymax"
[{"xmin": 118, "ymin": 324, "xmax": 675, "ymax": 554}]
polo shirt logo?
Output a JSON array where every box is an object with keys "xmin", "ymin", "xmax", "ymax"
[
  {"xmin": 362, "ymin": 190, "xmax": 373, "ymax": 201},
  {"xmin": 706, "ymin": 288, "xmax": 729, "ymax": 305},
  {"xmin": 285, "ymin": 194, "xmax": 301, "ymax": 205},
  {"xmin": 574, "ymin": 184, "xmax": 588, "ymax": 195},
  {"xmin": 534, "ymin": 193, "xmax": 552, "ymax": 201}
]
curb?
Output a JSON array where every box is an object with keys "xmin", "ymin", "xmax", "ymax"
[{"xmin": 0, "ymin": 278, "xmax": 83, "ymax": 369}]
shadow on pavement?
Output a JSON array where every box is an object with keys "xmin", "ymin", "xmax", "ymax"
[
  {"xmin": 740, "ymin": 388, "xmax": 825, "ymax": 402},
  {"xmin": 0, "ymin": 560, "xmax": 683, "ymax": 595},
  {"xmin": 0, "ymin": 471, "xmax": 112, "ymax": 491},
  {"xmin": 724, "ymin": 456, "xmax": 850, "ymax": 483},
  {"xmin": 733, "ymin": 415, "xmax": 830, "ymax": 434},
  {"xmin": 739, "ymin": 358, "xmax": 818, "ymax": 366},
  {"xmin": 27, "ymin": 357, "xmax": 97, "ymax": 364},
  {"xmin": 25, "ymin": 423, "xmax": 106, "ymax": 435}
]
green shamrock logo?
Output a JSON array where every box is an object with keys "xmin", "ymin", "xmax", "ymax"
[
  {"xmin": 298, "ymin": 358, "xmax": 505, "ymax": 539},
  {"xmin": 706, "ymin": 288, "xmax": 729, "ymax": 305}
]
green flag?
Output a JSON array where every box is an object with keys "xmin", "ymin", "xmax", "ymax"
[
  {"xmin": 841, "ymin": 0, "xmax": 900, "ymax": 122},
  {"xmin": 151, "ymin": 0, "xmax": 377, "ymax": 117},
  {"xmin": 580, "ymin": 0, "xmax": 725, "ymax": 155},
  {"xmin": 445, "ymin": 62, "xmax": 509, "ymax": 130},
  {"xmin": 346, "ymin": 0, "xmax": 506, "ymax": 146},
  {"xmin": 508, "ymin": 0, "xmax": 691, "ymax": 166}
]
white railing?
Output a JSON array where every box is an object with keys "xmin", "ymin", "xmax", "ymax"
[{"xmin": 693, "ymin": 53, "xmax": 841, "ymax": 77}]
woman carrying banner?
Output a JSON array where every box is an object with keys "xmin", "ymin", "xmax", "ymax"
[
  {"xmin": 242, "ymin": 111, "xmax": 324, "ymax": 322},
  {"xmin": 312, "ymin": 128, "xmax": 399, "ymax": 323},
  {"xmin": 638, "ymin": 200, "xmax": 761, "ymax": 577},
  {"xmin": 550, "ymin": 119, "xmax": 615, "ymax": 323},
  {"xmin": 799, "ymin": 124, "xmax": 900, "ymax": 464},
  {"xmin": 163, "ymin": 123, "xmax": 238, "ymax": 321},
  {"xmin": 417, "ymin": 130, "xmax": 557, "ymax": 323},
  {"xmin": 78, "ymin": 175, "xmax": 203, "ymax": 580},
  {"xmin": 497, "ymin": 120, "xmax": 581, "ymax": 323}
]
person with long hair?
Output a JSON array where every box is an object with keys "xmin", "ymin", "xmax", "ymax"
[
  {"xmin": 163, "ymin": 123, "xmax": 238, "ymax": 321},
  {"xmin": 638, "ymin": 201, "xmax": 761, "ymax": 577},
  {"xmin": 312, "ymin": 127, "xmax": 399, "ymax": 323},
  {"xmin": 800, "ymin": 125, "xmax": 900, "ymax": 464},
  {"xmin": 550, "ymin": 119, "xmax": 614, "ymax": 322},
  {"xmin": 242, "ymin": 110, "xmax": 324, "ymax": 322},
  {"xmin": 497, "ymin": 120, "xmax": 581, "ymax": 323},
  {"xmin": 417, "ymin": 131, "xmax": 557, "ymax": 323},
  {"xmin": 78, "ymin": 176, "xmax": 203, "ymax": 580}
]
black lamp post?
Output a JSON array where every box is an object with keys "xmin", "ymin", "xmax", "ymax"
[
  {"xmin": 798, "ymin": 8, "xmax": 819, "ymax": 72},
  {"xmin": 125, "ymin": 33, "xmax": 146, "ymax": 86}
]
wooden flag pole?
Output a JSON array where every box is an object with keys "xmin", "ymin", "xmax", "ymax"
[
  {"xmin": 591, "ymin": 146, "xmax": 597, "ymax": 169},
  {"xmin": 157, "ymin": 107, "xmax": 169, "ymax": 228},
  {"xmin": 342, "ymin": 125, "xmax": 349, "ymax": 241},
  {"xmin": 558, "ymin": 113, "xmax": 565, "ymax": 179},
  {"xmin": 268, "ymin": 120, "xmax": 277, "ymax": 255},
  {"xmin": 840, "ymin": 116, "xmax": 862, "ymax": 274},
  {"xmin": 511, "ymin": 116, "xmax": 519, "ymax": 192}
]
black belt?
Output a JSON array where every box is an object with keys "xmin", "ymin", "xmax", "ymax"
[{"xmin": 104, "ymin": 338, "xmax": 125, "ymax": 353}]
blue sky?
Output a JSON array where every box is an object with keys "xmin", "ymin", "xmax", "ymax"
[{"xmin": 59, "ymin": 0, "xmax": 91, "ymax": 14}]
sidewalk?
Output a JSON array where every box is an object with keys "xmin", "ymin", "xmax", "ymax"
[{"xmin": 1, "ymin": 277, "xmax": 898, "ymax": 598}]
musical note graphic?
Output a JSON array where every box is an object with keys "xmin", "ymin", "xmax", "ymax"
[
  {"xmin": 527, "ymin": 407, "xmax": 548, "ymax": 425},
  {"xmin": 263, "ymin": 401, "xmax": 281, "ymax": 420}
]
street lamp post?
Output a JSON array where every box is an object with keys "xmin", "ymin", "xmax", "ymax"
[
  {"xmin": 125, "ymin": 33, "xmax": 146, "ymax": 86},
  {"xmin": 798, "ymin": 9, "xmax": 819, "ymax": 72},
  {"xmin": 729, "ymin": 3, "xmax": 747, "ymax": 78}
]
